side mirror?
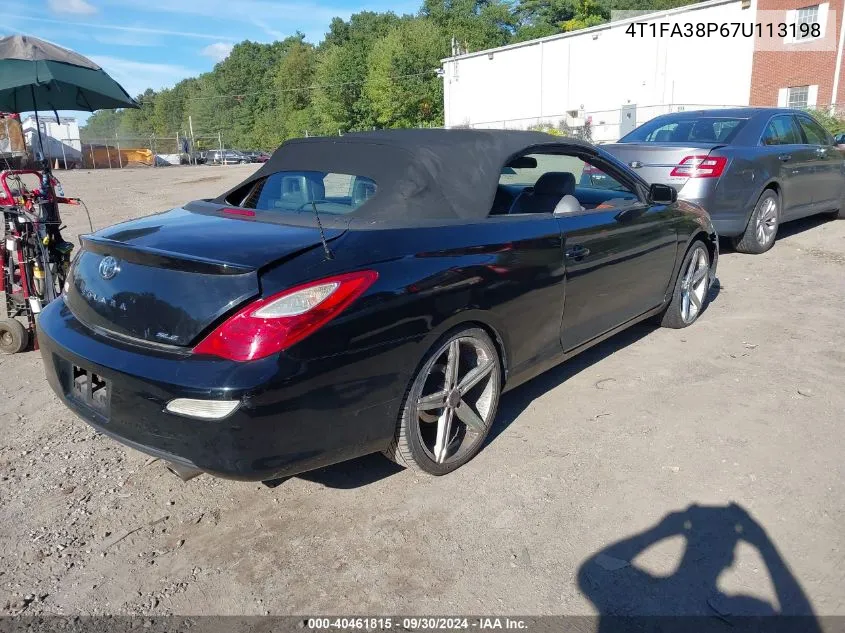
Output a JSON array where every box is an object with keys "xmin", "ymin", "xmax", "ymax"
[{"xmin": 649, "ymin": 183, "xmax": 677, "ymax": 205}]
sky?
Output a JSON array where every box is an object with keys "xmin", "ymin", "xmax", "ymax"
[{"xmin": 1, "ymin": 0, "xmax": 419, "ymax": 123}]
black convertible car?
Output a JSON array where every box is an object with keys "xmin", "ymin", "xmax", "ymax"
[{"xmin": 38, "ymin": 130, "xmax": 718, "ymax": 481}]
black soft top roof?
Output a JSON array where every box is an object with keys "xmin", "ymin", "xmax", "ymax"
[{"xmin": 219, "ymin": 129, "xmax": 580, "ymax": 223}]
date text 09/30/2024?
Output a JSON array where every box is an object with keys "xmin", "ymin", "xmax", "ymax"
[{"xmin": 306, "ymin": 617, "xmax": 528, "ymax": 630}]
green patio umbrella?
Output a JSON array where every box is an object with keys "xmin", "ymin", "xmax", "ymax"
[{"xmin": 0, "ymin": 34, "xmax": 139, "ymax": 113}]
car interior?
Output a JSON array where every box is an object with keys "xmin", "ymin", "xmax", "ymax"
[
  {"xmin": 231, "ymin": 171, "xmax": 378, "ymax": 214},
  {"xmin": 628, "ymin": 117, "xmax": 746, "ymax": 144},
  {"xmin": 490, "ymin": 153, "xmax": 641, "ymax": 216}
]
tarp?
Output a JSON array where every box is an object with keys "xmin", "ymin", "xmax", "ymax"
[
  {"xmin": 0, "ymin": 113, "xmax": 24, "ymax": 156},
  {"xmin": 82, "ymin": 145, "xmax": 153, "ymax": 168}
]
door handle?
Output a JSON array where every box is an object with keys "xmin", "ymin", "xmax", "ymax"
[
  {"xmin": 565, "ymin": 245, "xmax": 590, "ymax": 260},
  {"xmin": 778, "ymin": 154, "xmax": 792, "ymax": 162}
]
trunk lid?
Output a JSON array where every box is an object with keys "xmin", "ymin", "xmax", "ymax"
[
  {"xmin": 603, "ymin": 142, "xmax": 725, "ymax": 188},
  {"xmin": 65, "ymin": 205, "xmax": 344, "ymax": 347}
]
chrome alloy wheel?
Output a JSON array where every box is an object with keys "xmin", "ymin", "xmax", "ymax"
[
  {"xmin": 414, "ymin": 335, "xmax": 498, "ymax": 465},
  {"xmin": 680, "ymin": 246, "xmax": 709, "ymax": 324},
  {"xmin": 756, "ymin": 195, "xmax": 778, "ymax": 246}
]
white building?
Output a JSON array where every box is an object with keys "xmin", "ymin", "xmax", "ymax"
[{"xmin": 440, "ymin": 0, "xmax": 827, "ymax": 141}]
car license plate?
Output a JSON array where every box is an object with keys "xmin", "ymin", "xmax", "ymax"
[{"xmin": 70, "ymin": 365, "xmax": 110, "ymax": 417}]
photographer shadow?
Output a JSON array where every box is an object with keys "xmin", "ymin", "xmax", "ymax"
[{"xmin": 577, "ymin": 503, "xmax": 820, "ymax": 632}]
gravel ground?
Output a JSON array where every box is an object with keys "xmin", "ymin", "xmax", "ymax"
[{"xmin": 1, "ymin": 164, "xmax": 843, "ymax": 618}]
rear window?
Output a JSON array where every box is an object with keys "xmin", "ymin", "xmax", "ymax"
[
  {"xmin": 622, "ymin": 117, "xmax": 747, "ymax": 143},
  {"xmin": 228, "ymin": 171, "xmax": 378, "ymax": 214}
]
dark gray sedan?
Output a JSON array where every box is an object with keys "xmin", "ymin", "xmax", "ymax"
[{"xmin": 603, "ymin": 108, "xmax": 844, "ymax": 253}]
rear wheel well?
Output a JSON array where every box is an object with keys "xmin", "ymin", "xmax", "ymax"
[
  {"xmin": 690, "ymin": 230, "xmax": 716, "ymax": 264},
  {"xmin": 762, "ymin": 181, "xmax": 781, "ymax": 203},
  {"xmin": 460, "ymin": 320, "xmax": 508, "ymax": 385}
]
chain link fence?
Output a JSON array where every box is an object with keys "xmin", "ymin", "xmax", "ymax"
[
  {"xmin": 12, "ymin": 102, "xmax": 845, "ymax": 169},
  {"xmin": 20, "ymin": 131, "xmax": 239, "ymax": 170}
]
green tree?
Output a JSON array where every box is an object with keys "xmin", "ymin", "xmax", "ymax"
[
  {"xmin": 312, "ymin": 11, "xmax": 403, "ymax": 133},
  {"xmin": 255, "ymin": 40, "xmax": 319, "ymax": 145},
  {"xmin": 364, "ymin": 19, "xmax": 447, "ymax": 128},
  {"xmin": 80, "ymin": 109, "xmax": 123, "ymax": 141},
  {"xmin": 422, "ymin": 0, "xmax": 516, "ymax": 51},
  {"xmin": 560, "ymin": 0, "xmax": 607, "ymax": 31}
]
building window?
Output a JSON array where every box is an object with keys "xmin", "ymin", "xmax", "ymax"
[
  {"xmin": 796, "ymin": 4, "xmax": 820, "ymax": 39},
  {"xmin": 787, "ymin": 86, "xmax": 809, "ymax": 109}
]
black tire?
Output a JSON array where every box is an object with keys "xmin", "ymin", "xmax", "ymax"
[
  {"xmin": 659, "ymin": 240, "xmax": 711, "ymax": 329},
  {"xmin": 823, "ymin": 207, "xmax": 844, "ymax": 220},
  {"xmin": 732, "ymin": 189, "xmax": 779, "ymax": 254},
  {"xmin": 0, "ymin": 318, "xmax": 29, "ymax": 354},
  {"xmin": 384, "ymin": 326, "xmax": 502, "ymax": 475}
]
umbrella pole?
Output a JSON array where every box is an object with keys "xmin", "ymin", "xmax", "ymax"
[{"xmin": 29, "ymin": 87, "xmax": 55, "ymax": 193}]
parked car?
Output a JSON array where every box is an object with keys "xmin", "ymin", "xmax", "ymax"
[
  {"xmin": 243, "ymin": 150, "xmax": 271, "ymax": 163},
  {"xmin": 206, "ymin": 149, "xmax": 250, "ymax": 165},
  {"xmin": 604, "ymin": 108, "xmax": 844, "ymax": 254},
  {"xmin": 37, "ymin": 130, "xmax": 717, "ymax": 483},
  {"xmin": 834, "ymin": 133, "xmax": 845, "ymax": 153}
]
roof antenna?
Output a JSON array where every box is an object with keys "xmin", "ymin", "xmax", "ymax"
[{"xmin": 310, "ymin": 200, "xmax": 334, "ymax": 260}]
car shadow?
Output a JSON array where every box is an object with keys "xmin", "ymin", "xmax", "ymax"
[
  {"xmin": 295, "ymin": 453, "xmax": 403, "ymax": 489},
  {"xmin": 719, "ymin": 213, "xmax": 834, "ymax": 253},
  {"xmin": 578, "ymin": 503, "xmax": 821, "ymax": 631},
  {"xmin": 290, "ymin": 278, "xmax": 722, "ymax": 490},
  {"xmin": 487, "ymin": 277, "xmax": 720, "ymax": 447},
  {"xmin": 775, "ymin": 213, "xmax": 835, "ymax": 242}
]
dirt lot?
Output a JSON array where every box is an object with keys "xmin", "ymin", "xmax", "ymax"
[{"xmin": 1, "ymin": 164, "xmax": 843, "ymax": 618}]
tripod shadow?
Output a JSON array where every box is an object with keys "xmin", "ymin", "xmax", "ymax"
[{"xmin": 578, "ymin": 503, "xmax": 820, "ymax": 631}]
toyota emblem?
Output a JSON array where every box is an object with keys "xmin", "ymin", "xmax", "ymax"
[{"xmin": 99, "ymin": 256, "xmax": 120, "ymax": 280}]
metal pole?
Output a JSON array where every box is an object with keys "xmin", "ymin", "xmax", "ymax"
[
  {"xmin": 106, "ymin": 142, "xmax": 112, "ymax": 169},
  {"xmin": 116, "ymin": 135, "xmax": 122, "ymax": 168},
  {"xmin": 189, "ymin": 116, "xmax": 196, "ymax": 166},
  {"xmin": 89, "ymin": 144, "xmax": 95, "ymax": 168},
  {"xmin": 60, "ymin": 139, "xmax": 67, "ymax": 170},
  {"xmin": 218, "ymin": 131, "xmax": 223, "ymax": 166}
]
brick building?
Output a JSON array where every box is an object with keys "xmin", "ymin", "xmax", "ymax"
[{"xmin": 750, "ymin": 0, "xmax": 845, "ymax": 110}]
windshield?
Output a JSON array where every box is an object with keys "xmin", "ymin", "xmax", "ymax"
[
  {"xmin": 228, "ymin": 170, "xmax": 378, "ymax": 215},
  {"xmin": 621, "ymin": 116, "xmax": 747, "ymax": 143}
]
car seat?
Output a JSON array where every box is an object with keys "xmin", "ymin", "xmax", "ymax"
[{"xmin": 509, "ymin": 172, "xmax": 576, "ymax": 214}]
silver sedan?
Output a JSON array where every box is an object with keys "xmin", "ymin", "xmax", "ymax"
[{"xmin": 603, "ymin": 107, "xmax": 844, "ymax": 253}]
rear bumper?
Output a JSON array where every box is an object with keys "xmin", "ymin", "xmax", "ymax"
[
  {"xmin": 37, "ymin": 298, "xmax": 404, "ymax": 481},
  {"xmin": 678, "ymin": 182, "xmax": 749, "ymax": 237}
]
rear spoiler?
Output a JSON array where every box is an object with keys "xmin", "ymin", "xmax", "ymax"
[{"xmin": 81, "ymin": 236, "xmax": 255, "ymax": 276}]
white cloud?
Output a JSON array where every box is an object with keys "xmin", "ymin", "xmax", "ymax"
[
  {"xmin": 90, "ymin": 56, "xmax": 200, "ymax": 97},
  {"xmin": 47, "ymin": 0, "xmax": 98, "ymax": 15},
  {"xmin": 5, "ymin": 13, "xmax": 237, "ymax": 41},
  {"xmin": 105, "ymin": 0, "xmax": 420, "ymax": 42},
  {"xmin": 200, "ymin": 42, "xmax": 234, "ymax": 62},
  {"xmin": 93, "ymin": 32, "xmax": 161, "ymax": 47}
]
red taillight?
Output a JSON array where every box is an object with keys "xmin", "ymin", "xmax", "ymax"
[
  {"xmin": 669, "ymin": 155, "xmax": 727, "ymax": 178},
  {"xmin": 193, "ymin": 270, "xmax": 378, "ymax": 362}
]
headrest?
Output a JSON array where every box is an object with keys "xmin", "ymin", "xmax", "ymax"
[
  {"xmin": 533, "ymin": 171, "xmax": 576, "ymax": 197},
  {"xmin": 351, "ymin": 177, "xmax": 377, "ymax": 206},
  {"xmin": 653, "ymin": 129, "xmax": 673, "ymax": 142},
  {"xmin": 553, "ymin": 194, "xmax": 582, "ymax": 215}
]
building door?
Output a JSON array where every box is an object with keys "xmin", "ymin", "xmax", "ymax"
[{"xmin": 619, "ymin": 104, "xmax": 637, "ymax": 138}]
